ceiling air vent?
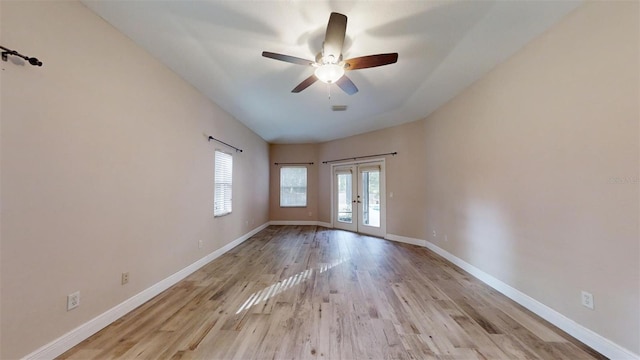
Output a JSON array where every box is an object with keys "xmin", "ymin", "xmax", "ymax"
[{"xmin": 332, "ymin": 105, "xmax": 348, "ymax": 111}]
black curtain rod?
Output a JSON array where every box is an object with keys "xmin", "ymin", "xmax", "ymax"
[
  {"xmin": 1, "ymin": 45, "xmax": 43, "ymax": 66},
  {"xmin": 208, "ymin": 136, "xmax": 243, "ymax": 152},
  {"xmin": 274, "ymin": 162, "xmax": 314, "ymax": 166},
  {"xmin": 322, "ymin": 152, "xmax": 397, "ymax": 164}
]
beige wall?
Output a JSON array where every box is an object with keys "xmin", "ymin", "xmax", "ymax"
[
  {"xmin": 316, "ymin": 119, "xmax": 428, "ymax": 233},
  {"xmin": 0, "ymin": 2, "xmax": 269, "ymax": 359},
  {"xmin": 419, "ymin": 1, "xmax": 638, "ymax": 352},
  {"xmin": 276, "ymin": 1, "xmax": 640, "ymax": 354},
  {"xmin": 269, "ymin": 144, "xmax": 319, "ymax": 221}
]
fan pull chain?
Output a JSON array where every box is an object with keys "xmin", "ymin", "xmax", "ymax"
[{"xmin": 328, "ymin": 83, "xmax": 332, "ymax": 99}]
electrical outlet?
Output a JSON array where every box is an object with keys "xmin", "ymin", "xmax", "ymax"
[
  {"xmin": 433, "ymin": 230, "xmax": 437, "ymax": 237},
  {"xmin": 581, "ymin": 291, "xmax": 594, "ymax": 310},
  {"xmin": 67, "ymin": 291, "xmax": 80, "ymax": 311},
  {"xmin": 121, "ymin": 272, "xmax": 129, "ymax": 285},
  {"xmin": 198, "ymin": 240, "xmax": 203, "ymax": 249}
]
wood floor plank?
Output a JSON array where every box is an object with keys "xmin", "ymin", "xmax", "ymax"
[
  {"xmin": 489, "ymin": 334, "xmax": 541, "ymax": 360},
  {"xmin": 58, "ymin": 226, "xmax": 605, "ymax": 360},
  {"xmin": 398, "ymin": 334, "xmax": 437, "ymax": 359}
]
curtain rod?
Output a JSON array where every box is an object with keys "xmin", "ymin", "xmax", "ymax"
[
  {"xmin": 322, "ymin": 152, "xmax": 397, "ymax": 164},
  {"xmin": 274, "ymin": 162, "xmax": 314, "ymax": 166},
  {"xmin": 1, "ymin": 45, "xmax": 43, "ymax": 66},
  {"xmin": 207, "ymin": 136, "xmax": 243, "ymax": 152}
]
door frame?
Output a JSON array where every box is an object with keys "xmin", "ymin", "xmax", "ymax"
[{"xmin": 330, "ymin": 159, "xmax": 386, "ymax": 238}]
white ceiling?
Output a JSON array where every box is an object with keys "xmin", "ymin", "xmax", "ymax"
[{"xmin": 82, "ymin": 0, "xmax": 580, "ymax": 144}]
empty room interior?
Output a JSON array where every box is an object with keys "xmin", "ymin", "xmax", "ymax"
[{"xmin": 1, "ymin": 1, "xmax": 638, "ymax": 359}]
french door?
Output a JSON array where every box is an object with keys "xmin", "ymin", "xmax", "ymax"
[{"xmin": 333, "ymin": 161, "xmax": 385, "ymax": 237}]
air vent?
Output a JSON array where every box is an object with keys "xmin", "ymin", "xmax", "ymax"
[{"xmin": 332, "ymin": 105, "xmax": 348, "ymax": 111}]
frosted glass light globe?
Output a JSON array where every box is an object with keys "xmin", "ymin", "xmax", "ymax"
[{"xmin": 315, "ymin": 64, "xmax": 345, "ymax": 83}]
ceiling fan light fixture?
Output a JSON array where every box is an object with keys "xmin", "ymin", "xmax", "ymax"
[
  {"xmin": 314, "ymin": 63, "xmax": 344, "ymax": 84},
  {"xmin": 262, "ymin": 12, "xmax": 397, "ymax": 94}
]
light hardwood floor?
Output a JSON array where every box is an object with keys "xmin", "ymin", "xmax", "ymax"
[{"xmin": 59, "ymin": 226, "xmax": 605, "ymax": 359}]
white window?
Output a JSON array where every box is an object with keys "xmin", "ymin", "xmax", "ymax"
[
  {"xmin": 280, "ymin": 166, "xmax": 307, "ymax": 207},
  {"xmin": 214, "ymin": 150, "xmax": 232, "ymax": 216}
]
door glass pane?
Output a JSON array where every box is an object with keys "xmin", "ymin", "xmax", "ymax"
[
  {"xmin": 337, "ymin": 173, "xmax": 352, "ymax": 223},
  {"xmin": 362, "ymin": 170, "xmax": 380, "ymax": 227}
]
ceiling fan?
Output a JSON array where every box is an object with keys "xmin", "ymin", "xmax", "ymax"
[{"xmin": 262, "ymin": 12, "xmax": 398, "ymax": 95}]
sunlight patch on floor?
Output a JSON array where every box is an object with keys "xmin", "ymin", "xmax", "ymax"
[{"xmin": 235, "ymin": 257, "xmax": 349, "ymax": 314}]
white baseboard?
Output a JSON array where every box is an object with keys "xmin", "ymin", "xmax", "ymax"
[
  {"xmin": 385, "ymin": 233, "xmax": 427, "ymax": 247},
  {"xmin": 269, "ymin": 220, "xmax": 332, "ymax": 227},
  {"xmin": 386, "ymin": 233, "xmax": 638, "ymax": 360},
  {"xmin": 22, "ymin": 222, "xmax": 270, "ymax": 360}
]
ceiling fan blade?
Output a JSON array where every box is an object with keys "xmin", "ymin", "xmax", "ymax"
[
  {"xmin": 262, "ymin": 51, "xmax": 314, "ymax": 66},
  {"xmin": 336, "ymin": 75, "xmax": 358, "ymax": 95},
  {"xmin": 292, "ymin": 75, "xmax": 318, "ymax": 93},
  {"xmin": 323, "ymin": 12, "xmax": 347, "ymax": 61},
  {"xmin": 344, "ymin": 53, "xmax": 398, "ymax": 70}
]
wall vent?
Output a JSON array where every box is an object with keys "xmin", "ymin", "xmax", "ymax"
[{"xmin": 332, "ymin": 105, "xmax": 348, "ymax": 111}]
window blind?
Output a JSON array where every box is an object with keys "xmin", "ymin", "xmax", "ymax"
[
  {"xmin": 280, "ymin": 166, "xmax": 307, "ymax": 207},
  {"xmin": 214, "ymin": 150, "xmax": 233, "ymax": 216},
  {"xmin": 358, "ymin": 164, "xmax": 381, "ymax": 172}
]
